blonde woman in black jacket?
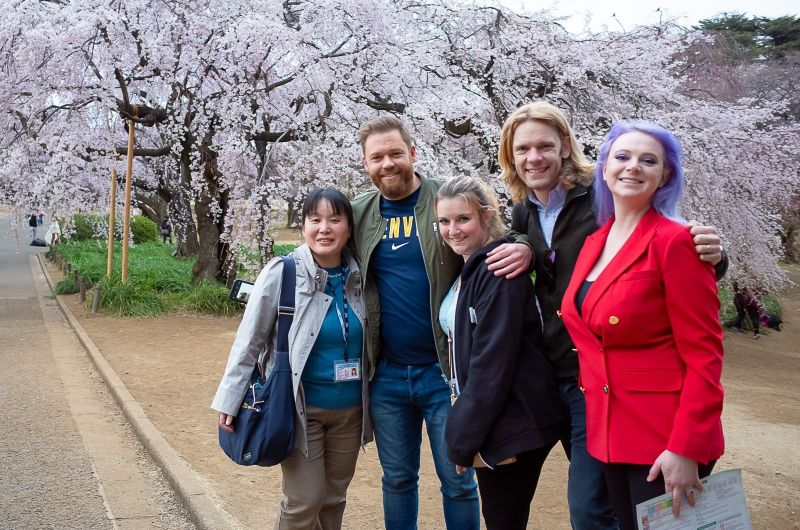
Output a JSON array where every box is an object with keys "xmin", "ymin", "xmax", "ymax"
[{"xmin": 435, "ymin": 176, "xmax": 565, "ymax": 530}]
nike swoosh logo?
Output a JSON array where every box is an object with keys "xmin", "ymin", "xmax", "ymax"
[{"xmin": 391, "ymin": 242, "xmax": 410, "ymax": 251}]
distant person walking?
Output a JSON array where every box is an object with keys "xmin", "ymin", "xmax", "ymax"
[
  {"xmin": 159, "ymin": 218, "xmax": 171, "ymax": 244},
  {"xmin": 26, "ymin": 210, "xmax": 38, "ymax": 244},
  {"xmin": 731, "ymin": 284, "xmax": 763, "ymax": 339}
]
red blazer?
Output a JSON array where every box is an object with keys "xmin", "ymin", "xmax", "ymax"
[{"xmin": 561, "ymin": 208, "xmax": 724, "ymax": 465}]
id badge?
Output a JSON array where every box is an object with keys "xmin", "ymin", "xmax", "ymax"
[{"xmin": 334, "ymin": 359, "xmax": 361, "ymax": 382}]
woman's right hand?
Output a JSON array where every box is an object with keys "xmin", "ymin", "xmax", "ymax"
[
  {"xmin": 218, "ymin": 413, "xmax": 235, "ymax": 432},
  {"xmin": 647, "ymin": 449, "xmax": 702, "ymax": 517}
]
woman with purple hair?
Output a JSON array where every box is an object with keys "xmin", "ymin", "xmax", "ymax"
[{"xmin": 559, "ymin": 121, "xmax": 725, "ymax": 530}]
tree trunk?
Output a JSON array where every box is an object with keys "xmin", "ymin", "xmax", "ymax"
[
  {"xmin": 172, "ymin": 154, "xmax": 200, "ymax": 258},
  {"xmin": 191, "ymin": 191, "xmax": 221, "ymax": 283},
  {"xmin": 190, "ymin": 140, "xmax": 228, "ymax": 284},
  {"xmin": 134, "ymin": 191, "xmax": 166, "ymax": 224}
]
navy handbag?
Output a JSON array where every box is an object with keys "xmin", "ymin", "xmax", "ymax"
[{"xmin": 219, "ymin": 256, "xmax": 297, "ymax": 466}]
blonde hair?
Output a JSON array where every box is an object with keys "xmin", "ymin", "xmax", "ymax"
[
  {"xmin": 357, "ymin": 115, "xmax": 413, "ymax": 151},
  {"xmin": 435, "ymin": 176, "xmax": 505, "ymax": 241},
  {"xmin": 498, "ymin": 102, "xmax": 594, "ymax": 203}
]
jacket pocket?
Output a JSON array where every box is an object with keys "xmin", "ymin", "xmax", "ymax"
[{"xmin": 618, "ymin": 368, "xmax": 682, "ymax": 392}]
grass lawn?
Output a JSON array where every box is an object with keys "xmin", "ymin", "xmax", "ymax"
[{"xmin": 50, "ymin": 240, "xmax": 297, "ymax": 317}]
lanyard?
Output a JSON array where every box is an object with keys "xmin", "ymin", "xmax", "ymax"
[{"xmin": 326, "ymin": 265, "xmax": 350, "ymax": 361}]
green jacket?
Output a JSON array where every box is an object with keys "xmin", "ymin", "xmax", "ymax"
[{"xmin": 351, "ymin": 175, "xmax": 461, "ymax": 379}]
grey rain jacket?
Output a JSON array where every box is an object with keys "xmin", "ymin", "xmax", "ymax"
[{"xmin": 211, "ymin": 244, "xmax": 372, "ymax": 456}]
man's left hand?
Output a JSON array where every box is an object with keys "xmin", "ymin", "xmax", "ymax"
[
  {"xmin": 486, "ymin": 243, "xmax": 532, "ymax": 279},
  {"xmin": 688, "ymin": 220, "xmax": 723, "ymax": 266}
]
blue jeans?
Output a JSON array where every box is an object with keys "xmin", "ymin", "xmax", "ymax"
[
  {"xmin": 369, "ymin": 359, "xmax": 480, "ymax": 530},
  {"xmin": 559, "ymin": 377, "xmax": 619, "ymax": 530}
]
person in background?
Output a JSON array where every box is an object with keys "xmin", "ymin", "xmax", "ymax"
[
  {"xmin": 212, "ymin": 188, "xmax": 370, "ymax": 530},
  {"xmin": 45, "ymin": 215, "xmax": 61, "ymax": 246},
  {"xmin": 731, "ymin": 283, "xmax": 763, "ymax": 339},
  {"xmin": 26, "ymin": 210, "xmax": 38, "ymax": 244},
  {"xmin": 496, "ymin": 101, "xmax": 728, "ymax": 530},
  {"xmin": 560, "ymin": 121, "xmax": 724, "ymax": 530},
  {"xmin": 436, "ymin": 176, "xmax": 565, "ymax": 530},
  {"xmin": 160, "ymin": 218, "xmax": 171, "ymax": 244}
]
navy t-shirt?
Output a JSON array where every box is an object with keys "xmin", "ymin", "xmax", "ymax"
[{"xmin": 370, "ymin": 188, "xmax": 438, "ymax": 365}]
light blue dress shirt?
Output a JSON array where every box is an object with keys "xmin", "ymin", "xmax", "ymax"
[{"xmin": 527, "ymin": 184, "xmax": 568, "ymax": 247}]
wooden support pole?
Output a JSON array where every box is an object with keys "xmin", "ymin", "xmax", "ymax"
[
  {"xmin": 121, "ymin": 117, "xmax": 136, "ymax": 283},
  {"xmin": 107, "ymin": 167, "xmax": 118, "ymax": 278},
  {"xmin": 79, "ymin": 279, "xmax": 86, "ymax": 302},
  {"xmin": 91, "ymin": 284, "xmax": 102, "ymax": 313}
]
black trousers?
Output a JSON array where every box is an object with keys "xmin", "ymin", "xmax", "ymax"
[
  {"xmin": 734, "ymin": 304, "xmax": 760, "ymax": 333},
  {"xmin": 603, "ymin": 460, "xmax": 716, "ymax": 530},
  {"xmin": 474, "ymin": 443, "xmax": 555, "ymax": 530}
]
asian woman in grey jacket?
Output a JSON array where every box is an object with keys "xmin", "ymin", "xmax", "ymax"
[{"xmin": 212, "ymin": 188, "xmax": 371, "ymax": 529}]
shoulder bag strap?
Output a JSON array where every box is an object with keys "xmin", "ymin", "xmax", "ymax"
[{"xmin": 276, "ymin": 256, "xmax": 296, "ymax": 353}]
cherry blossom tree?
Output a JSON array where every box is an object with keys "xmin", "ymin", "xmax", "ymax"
[{"xmin": 1, "ymin": 0, "xmax": 796, "ymax": 290}]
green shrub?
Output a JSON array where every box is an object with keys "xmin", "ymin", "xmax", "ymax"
[
  {"xmin": 97, "ymin": 277, "xmax": 168, "ymax": 317},
  {"xmin": 763, "ymin": 295, "xmax": 782, "ymax": 319},
  {"xmin": 130, "ymin": 215, "xmax": 158, "ymax": 244},
  {"xmin": 68, "ymin": 213, "xmax": 157, "ymax": 244},
  {"xmin": 53, "ymin": 237, "xmax": 245, "ymax": 317},
  {"xmin": 718, "ymin": 287, "xmax": 734, "ymax": 324},
  {"xmin": 273, "ymin": 243, "xmax": 298, "ymax": 256},
  {"xmin": 55, "ymin": 276, "xmax": 80, "ymax": 294},
  {"xmin": 235, "ymin": 243, "xmax": 299, "ymax": 279},
  {"xmin": 178, "ymin": 281, "xmax": 239, "ymax": 316},
  {"xmin": 70, "ymin": 213, "xmax": 105, "ymax": 241},
  {"xmin": 54, "ymin": 240, "xmax": 110, "ymax": 283},
  {"xmin": 127, "ymin": 242, "xmax": 192, "ymax": 292}
]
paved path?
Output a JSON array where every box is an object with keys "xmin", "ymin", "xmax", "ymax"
[{"xmin": 0, "ymin": 214, "xmax": 194, "ymax": 529}]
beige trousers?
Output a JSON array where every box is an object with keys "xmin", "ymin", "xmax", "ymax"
[{"xmin": 275, "ymin": 405, "xmax": 362, "ymax": 530}]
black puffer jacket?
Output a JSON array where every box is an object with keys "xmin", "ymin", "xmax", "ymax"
[{"xmin": 444, "ymin": 238, "xmax": 566, "ymax": 468}]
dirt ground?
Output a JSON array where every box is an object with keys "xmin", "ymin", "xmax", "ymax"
[{"xmin": 52, "ymin": 260, "xmax": 800, "ymax": 529}]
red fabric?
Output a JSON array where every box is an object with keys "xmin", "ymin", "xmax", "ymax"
[{"xmin": 561, "ymin": 208, "xmax": 724, "ymax": 465}]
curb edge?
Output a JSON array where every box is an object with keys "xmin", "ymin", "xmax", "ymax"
[{"xmin": 37, "ymin": 254, "xmax": 242, "ymax": 530}]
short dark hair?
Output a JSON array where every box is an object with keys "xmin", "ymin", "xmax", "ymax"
[
  {"xmin": 594, "ymin": 120, "xmax": 685, "ymax": 225},
  {"xmin": 301, "ymin": 187, "xmax": 356, "ymax": 257},
  {"xmin": 357, "ymin": 115, "xmax": 413, "ymax": 151}
]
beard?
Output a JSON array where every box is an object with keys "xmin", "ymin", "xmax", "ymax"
[{"xmin": 372, "ymin": 170, "xmax": 416, "ymax": 200}]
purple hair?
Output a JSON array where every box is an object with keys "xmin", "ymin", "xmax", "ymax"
[{"xmin": 593, "ymin": 120, "xmax": 685, "ymax": 225}]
